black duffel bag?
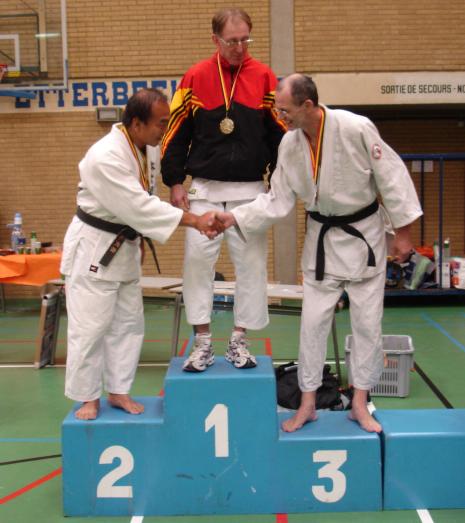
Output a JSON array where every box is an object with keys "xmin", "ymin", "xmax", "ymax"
[{"xmin": 275, "ymin": 361, "xmax": 343, "ymax": 411}]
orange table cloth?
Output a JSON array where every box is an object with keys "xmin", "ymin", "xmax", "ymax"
[{"xmin": 0, "ymin": 252, "xmax": 62, "ymax": 286}]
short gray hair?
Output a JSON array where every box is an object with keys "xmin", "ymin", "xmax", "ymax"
[{"xmin": 278, "ymin": 74, "xmax": 319, "ymax": 106}]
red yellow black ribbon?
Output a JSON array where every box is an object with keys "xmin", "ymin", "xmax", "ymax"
[
  {"xmin": 119, "ymin": 124, "xmax": 150, "ymax": 192},
  {"xmin": 217, "ymin": 53, "xmax": 243, "ymax": 113}
]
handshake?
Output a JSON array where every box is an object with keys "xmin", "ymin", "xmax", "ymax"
[{"xmin": 192, "ymin": 211, "xmax": 236, "ymax": 239}]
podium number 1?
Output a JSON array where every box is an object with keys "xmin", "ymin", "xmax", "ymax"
[{"xmin": 205, "ymin": 403, "xmax": 229, "ymax": 458}]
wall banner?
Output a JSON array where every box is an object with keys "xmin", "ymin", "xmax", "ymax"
[
  {"xmin": 0, "ymin": 78, "xmax": 180, "ymax": 113},
  {"xmin": 312, "ymin": 71, "xmax": 465, "ymax": 106}
]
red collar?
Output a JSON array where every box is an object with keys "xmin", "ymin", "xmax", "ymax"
[{"xmin": 212, "ymin": 52, "xmax": 251, "ymax": 70}]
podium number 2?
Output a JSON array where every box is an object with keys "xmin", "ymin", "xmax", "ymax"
[
  {"xmin": 97, "ymin": 445, "xmax": 134, "ymax": 498},
  {"xmin": 205, "ymin": 404, "xmax": 229, "ymax": 458},
  {"xmin": 312, "ymin": 450, "xmax": 347, "ymax": 503}
]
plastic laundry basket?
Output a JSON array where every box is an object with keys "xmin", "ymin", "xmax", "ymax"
[{"xmin": 345, "ymin": 335, "xmax": 414, "ymax": 397}]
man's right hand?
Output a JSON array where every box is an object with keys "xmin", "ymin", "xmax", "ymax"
[
  {"xmin": 196, "ymin": 212, "xmax": 226, "ymax": 239},
  {"xmin": 170, "ymin": 184, "xmax": 190, "ymax": 211},
  {"xmin": 180, "ymin": 211, "xmax": 225, "ymax": 239},
  {"xmin": 215, "ymin": 211, "xmax": 237, "ymax": 229}
]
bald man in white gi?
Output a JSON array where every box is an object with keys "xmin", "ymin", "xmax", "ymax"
[
  {"xmin": 61, "ymin": 88, "xmax": 221, "ymax": 420},
  {"xmin": 217, "ymin": 74, "xmax": 422, "ymax": 433}
]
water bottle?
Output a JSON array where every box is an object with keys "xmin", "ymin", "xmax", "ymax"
[
  {"xmin": 443, "ymin": 238, "xmax": 450, "ymax": 261},
  {"xmin": 10, "ymin": 212, "xmax": 24, "ymax": 252},
  {"xmin": 30, "ymin": 231, "xmax": 42, "ymax": 254}
]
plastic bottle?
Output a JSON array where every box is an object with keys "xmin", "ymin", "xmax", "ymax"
[
  {"xmin": 16, "ymin": 237, "xmax": 26, "ymax": 254},
  {"xmin": 30, "ymin": 231, "xmax": 41, "ymax": 254},
  {"xmin": 443, "ymin": 238, "xmax": 450, "ymax": 261},
  {"xmin": 10, "ymin": 212, "xmax": 24, "ymax": 253}
]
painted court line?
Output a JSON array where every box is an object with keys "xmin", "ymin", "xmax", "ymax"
[
  {"xmin": 178, "ymin": 337, "xmax": 192, "ymax": 357},
  {"xmin": 0, "ymin": 364, "xmax": 36, "ymax": 369},
  {"xmin": 1, "ymin": 454, "xmax": 61, "ymax": 466},
  {"xmin": 421, "ymin": 313, "xmax": 465, "ymax": 353},
  {"xmin": 414, "ymin": 362, "xmax": 453, "ymax": 409},
  {"xmin": 130, "ymin": 517, "xmax": 144, "ymax": 523},
  {"xmin": 264, "ymin": 337, "xmax": 272, "ymax": 356},
  {"xmin": 417, "ymin": 508, "xmax": 434, "ymax": 523},
  {"xmin": 0, "ymin": 467, "xmax": 62, "ymax": 504},
  {"xmin": 0, "ymin": 437, "xmax": 60, "ymax": 442}
]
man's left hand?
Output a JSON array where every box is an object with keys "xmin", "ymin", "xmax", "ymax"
[
  {"xmin": 391, "ymin": 224, "xmax": 414, "ymax": 263},
  {"xmin": 197, "ymin": 211, "xmax": 225, "ymax": 239}
]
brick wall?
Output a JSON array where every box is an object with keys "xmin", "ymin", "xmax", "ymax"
[
  {"xmin": 0, "ymin": 112, "xmax": 108, "ymax": 297},
  {"xmin": 67, "ymin": 1, "xmax": 272, "ymax": 77},
  {"xmin": 295, "ymin": 0, "xmax": 465, "ymax": 72}
]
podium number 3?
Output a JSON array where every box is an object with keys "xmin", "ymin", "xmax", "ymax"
[
  {"xmin": 205, "ymin": 404, "xmax": 229, "ymax": 457},
  {"xmin": 97, "ymin": 445, "xmax": 134, "ymax": 498},
  {"xmin": 312, "ymin": 450, "xmax": 347, "ymax": 503}
]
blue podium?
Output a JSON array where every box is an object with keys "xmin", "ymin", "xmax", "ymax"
[
  {"xmin": 62, "ymin": 356, "xmax": 382, "ymax": 516},
  {"xmin": 275, "ymin": 411, "xmax": 381, "ymax": 513},
  {"xmin": 377, "ymin": 409, "xmax": 465, "ymax": 510}
]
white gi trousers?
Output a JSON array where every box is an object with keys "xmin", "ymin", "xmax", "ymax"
[
  {"xmin": 65, "ymin": 270, "xmax": 144, "ymax": 402},
  {"xmin": 183, "ymin": 199, "xmax": 269, "ymax": 330},
  {"xmin": 298, "ymin": 269, "xmax": 385, "ymax": 392}
]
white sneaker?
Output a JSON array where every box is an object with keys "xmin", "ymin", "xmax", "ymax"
[
  {"xmin": 183, "ymin": 333, "xmax": 215, "ymax": 372},
  {"xmin": 225, "ymin": 332, "xmax": 257, "ymax": 369}
]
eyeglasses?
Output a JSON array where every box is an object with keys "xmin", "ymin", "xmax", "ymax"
[
  {"xmin": 216, "ymin": 36, "xmax": 254, "ymax": 48},
  {"xmin": 274, "ymin": 101, "xmax": 306, "ymax": 117}
]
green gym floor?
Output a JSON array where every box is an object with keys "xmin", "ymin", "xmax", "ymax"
[{"xmin": 1, "ymin": 296, "xmax": 465, "ymax": 523}]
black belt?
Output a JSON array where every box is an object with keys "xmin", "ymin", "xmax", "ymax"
[
  {"xmin": 76, "ymin": 207, "xmax": 160, "ymax": 272},
  {"xmin": 308, "ymin": 200, "xmax": 379, "ymax": 281}
]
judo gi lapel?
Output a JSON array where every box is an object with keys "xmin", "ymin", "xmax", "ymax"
[{"xmin": 314, "ymin": 105, "xmax": 336, "ymax": 214}]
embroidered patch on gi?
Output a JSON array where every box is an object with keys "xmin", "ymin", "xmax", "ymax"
[
  {"xmin": 188, "ymin": 188, "xmax": 197, "ymax": 195},
  {"xmin": 89, "ymin": 264, "xmax": 99, "ymax": 273},
  {"xmin": 372, "ymin": 143, "xmax": 382, "ymax": 160}
]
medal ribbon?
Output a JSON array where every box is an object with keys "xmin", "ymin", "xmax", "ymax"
[
  {"xmin": 217, "ymin": 53, "xmax": 242, "ymax": 113},
  {"xmin": 119, "ymin": 124, "xmax": 150, "ymax": 192},
  {"xmin": 307, "ymin": 107, "xmax": 326, "ymax": 185}
]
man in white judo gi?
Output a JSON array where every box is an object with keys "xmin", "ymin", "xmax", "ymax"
[
  {"xmin": 61, "ymin": 88, "xmax": 222, "ymax": 420},
  {"xmin": 217, "ymin": 74, "xmax": 422, "ymax": 433}
]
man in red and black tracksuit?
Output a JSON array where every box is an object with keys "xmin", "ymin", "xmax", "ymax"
[{"xmin": 161, "ymin": 7, "xmax": 286, "ymax": 372}]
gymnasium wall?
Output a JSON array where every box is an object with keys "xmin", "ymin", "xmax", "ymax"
[{"xmin": 1, "ymin": 0, "xmax": 464, "ymax": 297}]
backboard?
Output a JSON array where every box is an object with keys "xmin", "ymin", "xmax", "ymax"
[{"xmin": 0, "ymin": 0, "xmax": 67, "ymax": 93}]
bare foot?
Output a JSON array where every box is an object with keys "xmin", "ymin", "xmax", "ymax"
[
  {"xmin": 107, "ymin": 394, "xmax": 144, "ymax": 415},
  {"xmin": 281, "ymin": 391, "xmax": 318, "ymax": 432},
  {"xmin": 349, "ymin": 388, "xmax": 382, "ymax": 433},
  {"xmin": 75, "ymin": 399, "xmax": 100, "ymax": 420},
  {"xmin": 282, "ymin": 406, "xmax": 318, "ymax": 432},
  {"xmin": 349, "ymin": 408, "xmax": 383, "ymax": 433}
]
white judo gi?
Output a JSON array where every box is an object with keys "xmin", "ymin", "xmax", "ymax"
[
  {"xmin": 183, "ymin": 179, "xmax": 269, "ymax": 330},
  {"xmin": 61, "ymin": 124, "xmax": 183, "ymax": 402},
  {"xmin": 232, "ymin": 107, "xmax": 423, "ymax": 392}
]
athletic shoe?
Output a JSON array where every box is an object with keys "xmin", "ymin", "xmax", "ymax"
[
  {"xmin": 225, "ymin": 332, "xmax": 257, "ymax": 369},
  {"xmin": 183, "ymin": 333, "xmax": 214, "ymax": 372}
]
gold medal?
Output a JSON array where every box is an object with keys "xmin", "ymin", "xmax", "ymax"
[{"xmin": 220, "ymin": 117, "xmax": 235, "ymax": 134}]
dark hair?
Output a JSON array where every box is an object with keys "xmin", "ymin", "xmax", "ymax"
[
  {"xmin": 122, "ymin": 88, "xmax": 168, "ymax": 127},
  {"xmin": 212, "ymin": 7, "xmax": 252, "ymax": 35},
  {"xmin": 280, "ymin": 74, "xmax": 319, "ymax": 106}
]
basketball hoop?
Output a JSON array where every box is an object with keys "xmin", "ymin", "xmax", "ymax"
[{"xmin": 0, "ymin": 64, "xmax": 8, "ymax": 82}]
